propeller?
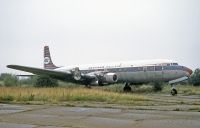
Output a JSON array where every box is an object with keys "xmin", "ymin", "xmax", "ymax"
[{"xmin": 71, "ymin": 67, "xmax": 81, "ymax": 80}]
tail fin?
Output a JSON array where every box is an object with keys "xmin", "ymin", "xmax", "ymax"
[{"xmin": 44, "ymin": 46, "xmax": 58, "ymax": 69}]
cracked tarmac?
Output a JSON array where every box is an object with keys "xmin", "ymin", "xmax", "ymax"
[{"xmin": 0, "ymin": 94, "xmax": 200, "ymax": 128}]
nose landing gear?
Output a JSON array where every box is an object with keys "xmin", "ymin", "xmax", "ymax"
[{"xmin": 171, "ymin": 85, "xmax": 177, "ymax": 96}]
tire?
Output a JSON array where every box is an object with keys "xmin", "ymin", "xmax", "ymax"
[
  {"xmin": 171, "ymin": 88, "xmax": 177, "ymax": 96},
  {"xmin": 123, "ymin": 85, "xmax": 132, "ymax": 92}
]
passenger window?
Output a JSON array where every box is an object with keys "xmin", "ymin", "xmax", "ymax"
[
  {"xmin": 147, "ymin": 66, "xmax": 155, "ymax": 71},
  {"xmin": 133, "ymin": 67, "xmax": 137, "ymax": 71},
  {"xmin": 155, "ymin": 66, "xmax": 162, "ymax": 71},
  {"xmin": 138, "ymin": 67, "xmax": 143, "ymax": 71}
]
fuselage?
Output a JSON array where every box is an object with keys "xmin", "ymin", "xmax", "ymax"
[{"xmin": 55, "ymin": 59, "xmax": 192, "ymax": 84}]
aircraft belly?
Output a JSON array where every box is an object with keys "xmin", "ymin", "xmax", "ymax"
[
  {"xmin": 117, "ymin": 70, "xmax": 184, "ymax": 83},
  {"xmin": 117, "ymin": 69, "xmax": 186, "ymax": 83},
  {"xmin": 162, "ymin": 70, "xmax": 184, "ymax": 81}
]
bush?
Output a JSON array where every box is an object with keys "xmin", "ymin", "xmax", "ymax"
[
  {"xmin": 152, "ymin": 82, "xmax": 163, "ymax": 92},
  {"xmin": 34, "ymin": 75, "xmax": 58, "ymax": 87},
  {"xmin": 3, "ymin": 74, "xmax": 18, "ymax": 87},
  {"xmin": 19, "ymin": 76, "xmax": 37, "ymax": 86},
  {"xmin": 0, "ymin": 81, "xmax": 3, "ymax": 87},
  {"xmin": 0, "ymin": 73, "xmax": 12, "ymax": 81},
  {"xmin": 0, "ymin": 95, "xmax": 14, "ymax": 102},
  {"xmin": 189, "ymin": 68, "xmax": 200, "ymax": 86}
]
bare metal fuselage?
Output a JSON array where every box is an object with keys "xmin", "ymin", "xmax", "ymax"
[{"xmin": 116, "ymin": 69, "xmax": 185, "ymax": 83}]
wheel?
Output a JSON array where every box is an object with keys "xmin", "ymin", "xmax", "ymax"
[
  {"xmin": 123, "ymin": 83, "xmax": 132, "ymax": 92},
  {"xmin": 98, "ymin": 81, "xmax": 103, "ymax": 86},
  {"xmin": 171, "ymin": 88, "xmax": 177, "ymax": 96}
]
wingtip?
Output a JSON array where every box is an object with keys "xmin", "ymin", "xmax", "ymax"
[{"xmin": 7, "ymin": 65, "xmax": 15, "ymax": 68}]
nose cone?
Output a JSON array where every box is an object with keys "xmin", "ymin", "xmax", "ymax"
[
  {"xmin": 183, "ymin": 66, "xmax": 193, "ymax": 77},
  {"xmin": 188, "ymin": 68, "xmax": 193, "ymax": 75}
]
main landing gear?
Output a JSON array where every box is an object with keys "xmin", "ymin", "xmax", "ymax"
[
  {"xmin": 123, "ymin": 83, "xmax": 132, "ymax": 92},
  {"xmin": 171, "ymin": 84, "xmax": 177, "ymax": 96}
]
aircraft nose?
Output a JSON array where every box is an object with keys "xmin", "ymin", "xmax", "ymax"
[{"xmin": 183, "ymin": 66, "xmax": 193, "ymax": 76}]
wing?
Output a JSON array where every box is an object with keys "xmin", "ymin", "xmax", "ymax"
[
  {"xmin": 7, "ymin": 65, "xmax": 74, "ymax": 81},
  {"xmin": 7, "ymin": 65, "xmax": 96, "ymax": 83},
  {"xmin": 7, "ymin": 65, "xmax": 114, "ymax": 85}
]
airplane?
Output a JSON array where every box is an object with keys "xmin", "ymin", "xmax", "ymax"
[{"xmin": 7, "ymin": 46, "xmax": 193, "ymax": 95}]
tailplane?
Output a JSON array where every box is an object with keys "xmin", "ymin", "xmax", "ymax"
[{"xmin": 44, "ymin": 46, "xmax": 58, "ymax": 69}]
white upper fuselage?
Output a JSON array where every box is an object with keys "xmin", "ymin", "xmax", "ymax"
[{"xmin": 56, "ymin": 59, "xmax": 177, "ymax": 71}]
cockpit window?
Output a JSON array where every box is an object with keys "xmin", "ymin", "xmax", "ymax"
[{"xmin": 159, "ymin": 63, "xmax": 178, "ymax": 66}]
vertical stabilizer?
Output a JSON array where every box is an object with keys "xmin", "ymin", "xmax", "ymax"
[{"xmin": 44, "ymin": 46, "xmax": 58, "ymax": 69}]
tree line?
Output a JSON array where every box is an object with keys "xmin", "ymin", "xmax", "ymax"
[{"xmin": 0, "ymin": 74, "xmax": 58, "ymax": 87}]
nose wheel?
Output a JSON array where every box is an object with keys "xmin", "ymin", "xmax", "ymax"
[
  {"xmin": 171, "ymin": 85, "xmax": 177, "ymax": 96},
  {"xmin": 171, "ymin": 88, "xmax": 177, "ymax": 96}
]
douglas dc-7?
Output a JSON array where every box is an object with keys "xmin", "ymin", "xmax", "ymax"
[{"xmin": 7, "ymin": 46, "xmax": 193, "ymax": 95}]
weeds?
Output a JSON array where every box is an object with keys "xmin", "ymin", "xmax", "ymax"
[
  {"xmin": 0, "ymin": 85, "xmax": 199, "ymax": 106},
  {"xmin": 0, "ymin": 87, "xmax": 149, "ymax": 105},
  {"xmin": 0, "ymin": 95, "xmax": 14, "ymax": 102}
]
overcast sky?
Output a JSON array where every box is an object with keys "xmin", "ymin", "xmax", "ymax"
[{"xmin": 0, "ymin": 0, "xmax": 199, "ymax": 74}]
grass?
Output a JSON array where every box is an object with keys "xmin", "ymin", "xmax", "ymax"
[
  {"xmin": 102, "ymin": 84, "xmax": 154, "ymax": 93},
  {"xmin": 0, "ymin": 87, "xmax": 150, "ymax": 105},
  {"xmin": 106, "ymin": 84, "xmax": 200, "ymax": 95},
  {"xmin": 162, "ymin": 85, "xmax": 200, "ymax": 95},
  {"xmin": 0, "ymin": 84, "xmax": 200, "ymax": 108}
]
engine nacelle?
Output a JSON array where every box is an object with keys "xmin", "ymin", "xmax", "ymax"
[
  {"xmin": 90, "ymin": 72, "xmax": 118, "ymax": 85},
  {"xmin": 103, "ymin": 73, "xmax": 118, "ymax": 83}
]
